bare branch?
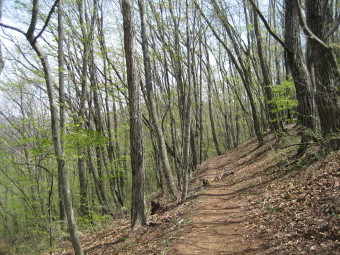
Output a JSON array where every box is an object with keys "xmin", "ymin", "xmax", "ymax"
[
  {"xmin": 26, "ymin": 0, "xmax": 39, "ymax": 38},
  {"xmin": 326, "ymin": 15, "xmax": 340, "ymax": 38},
  {"xmin": 247, "ymin": 0, "xmax": 287, "ymax": 50},
  {"xmin": 295, "ymin": 0, "xmax": 340, "ymax": 78},
  {"xmin": 14, "ymin": 163, "xmax": 53, "ymax": 175},
  {"xmin": 193, "ymin": 1, "xmax": 245, "ymax": 84},
  {"xmin": 0, "ymin": 22, "xmax": 26, "ymax": 35},
  {"xmin": 33, "ymin": 0, "xmax": 60, "ymax": 42},
  {"xmin": 295, "ymin": 0, "xmax": 331, "ymax": 49}
]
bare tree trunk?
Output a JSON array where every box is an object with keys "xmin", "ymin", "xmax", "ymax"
[
  {"xmin": 0, "ymin": 0, "xmax": 4, "ymax": 74},
  {"xmin": 151, "ymin": 134, "xmax": 165, "ymax": 193},
  {"xmin": 57, "ymin": 1, "xmax": 83, "ymax": 253},
  {"xmin": 74, "ymin": 0, "xmax": 96, "ymax": 217},
  {"xmin": 284, "ymin": 0, "xmax": 315, "ymax": 156},
  {"xmin": 137, "ymin": 0, "xmax": 178, "ymax": 199},
  {"xmin": 197, "ymin": 31, "xmax": 204, "ymax": 164},
  {"xmin": 122, "ymin": 0, "xmax": 147, "ymax": 230},
  {"xmin": 197, "ymin": 0, "xmax": 264, "ymax": 146},
  {"xmin": 96, "ymin": 7, "xmax": 124, "ymax": 206},
  {"xmin": 253, "ymin": 6, "xmax": 281, "ymax": 132},
  {"xmin": 87, "ymin": 147, "xmax": 109, "ymax": 213},
  {"xmin": 148, "ymin": 0, "xmax": 182, "ymax": 177},
  {"xmin": 90, "ymin": 60, "xmax": 109, "ymax": 209},
  {"xmin": 181, "ymin": 0, "xmax": 192, "ymax": 203},
  {"xmin": 190, "ymin": 31, "xmax": 199, "ymax": 170},
  {"xmin": 204, "ymin": 44, "xmax": 222, "ymax": 155},
  {"xmin": 113, "ymin": 102, "xmax": 125, "ymax": 203},
  {"xmin": 16, "ymin": 1, "xmax": 84, "ymax": 253},
  {"xmin": 305, "ymin": 0, "xmax": 340, "ymax": 150},
  {"xmin": 77, "ymin": 150, "xmax": 89, "ymax": 217},
  {"xmin": 190, "ymin": 128, "xmax": 199, "ymax": 170}
]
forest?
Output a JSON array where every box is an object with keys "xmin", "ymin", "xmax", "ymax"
[{"xmin": 0, "ymin": 0, "xmax": 339, "ymax": 254}]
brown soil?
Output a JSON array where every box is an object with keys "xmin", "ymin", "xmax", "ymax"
[
  {"xmin": 56, "ymin": 126, "xmax": 339, "ymax": 255},
  {"xmin": 168, "ymin": 140, "xmax": 271, "ymax": 255}
]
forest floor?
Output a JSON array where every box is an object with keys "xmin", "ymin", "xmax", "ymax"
[{"xmin": 56, "ymin": 125, "xmax": 339, "ymax": 255}]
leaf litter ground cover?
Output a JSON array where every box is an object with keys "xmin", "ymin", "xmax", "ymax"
[{"xmin": 56, "ymin": 125, "xmax": 339, "ymax": 255}]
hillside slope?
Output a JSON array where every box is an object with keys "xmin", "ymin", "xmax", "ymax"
[{"xmin": 56, "ymin": 125, "xmax": 339, "ymax": 255}]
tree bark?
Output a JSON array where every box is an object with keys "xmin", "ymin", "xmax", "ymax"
[
  {"xmin": 96, "ymin": 8, "xmax": 124, "ymax": 206},
  {"xmin": 305, "ymin": 0, "xmax": 340, "ymax": 150},
  {"xmin": 87, "ymin": 147, "xmax": 109, "ymax": 213},
  {"xmin": 122, "ymin": 0, "xmax": 147, "ymax": 230},
  {"xmin": 77, "ymin": 150, "xmax": 89, "ymax": 217},
  {"xmin": 198, "ymin": 0, "xmax": 264, "ymax": 146},
  {"xmin": 0, "ymin": 0, "xmax": 4, "ymax": 74},
  {"xmin": 284, "ymin": 0, "xmax": 315, "ymax": 156},
  {"xmin": 204, "ymin": 46, "xmax": 222, "ymax": 155},
  {"xmin": 253, "ymin": 6, "xmax": 281, "ymax": 132},
  {"xmin": 137, "ymin": 0, "xmax": 178, "ymax": 199},
  {"xmin": 19, "ymin": 1, "xmax": 84, "ymax": 253},
  {"xmin": 181, "ymin": 0, "xmax": 192, "ymax": 203},
  {"xmin": 57, "ymin": 1, "xmax": 83, "ymax": 253}
]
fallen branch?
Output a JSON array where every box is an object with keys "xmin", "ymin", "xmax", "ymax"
[{"xmin": 214, "ymin": 168, "xmax": 234, "ymax": 181}]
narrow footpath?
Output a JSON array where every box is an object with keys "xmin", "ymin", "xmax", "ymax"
[
  {"xmin": 58, "ymin": 125, "xmax": 339, "ymax": 255},
  {"xmin": 170, "ymin": 136, "xmax": 277, "ymax": 255}
]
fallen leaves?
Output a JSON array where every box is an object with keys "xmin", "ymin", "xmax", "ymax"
[
  {"xmin": 56, "ymin": 125, "xmax": 339, "ymax": 255},
  {"xmin": 251, "ymin": 152, "xmax": 340, "ymax": 254}
]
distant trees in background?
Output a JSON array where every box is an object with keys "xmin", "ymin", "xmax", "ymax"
[{"xmin": 0, "ymin": 0, "xmax": 338, "ymax": 253}]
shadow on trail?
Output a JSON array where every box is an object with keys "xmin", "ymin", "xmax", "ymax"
[
  {"xmin": 171, "ymin": 132, "xmax": 293, "ymax": 255},
  {"xmin": 198, "ymin": 205, "xmax": 246, "ymax": 211},
  {"xmin": 173, "ymin": 235, "xmax": 262, "ymax": 255},
  {"xmin": 85, "ymin": 235, "xmax": 127, "ymax": 253},
  {"xmin": 233, "ymin": 146, "xmax": 273, "ymax": 169},
  {"xmin": 196, "ymin": 217, "xmax": 255, "ymax": 225},
  {"xmin": 199, "ymin": 192, "xmax": 234, "ymax": 197},
  {"xmin": 201, "ymin": 139, "xmax": 276, "ymax": 180}
]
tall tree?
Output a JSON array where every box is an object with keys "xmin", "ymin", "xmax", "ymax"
[
  {"xmin": 121, "ymin": 0, "xmax": 147, "ymax": 230},
  {"xmin": 304, "ymin": 0, "xmax": 340, "ymax": 150},
  {"xmin": 284, "ymin": 0, "xmax": 315, "ymax": 156},
  {"xmin": 181, "ymin": 0, "xmax": 193, "ymax": 202},
  {"xmin": 252, "ymin": 4, "xmax": 281, "ymax": 132},
  {"xmin": 0, "ymin": 0, "xmax": 3, "ymax": 74},
  {"xmin": 137, "ymin": 0, "xmax": 178, "ymax": 199},
  {"xmin": 57, "ymin": 2, "xmax": 83, "ymax": 253},
  {"xmin": 0, "ymin": 0, "xmax": 84, "ymax": 253},
  {"xmin": 97, "ymin": 2, "xmax": 125, "ymax": 207},
  {"xmin": 197, "ymin": 0, "xmax": 264, "ymax": 146},
  {"xmin": 204, "ymin": 42, "xmax": 222, "ymax": 155}
]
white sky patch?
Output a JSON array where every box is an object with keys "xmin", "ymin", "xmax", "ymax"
[{"xmin": 1, "ymin": 0, "xmax": 30, "ymax": 55}]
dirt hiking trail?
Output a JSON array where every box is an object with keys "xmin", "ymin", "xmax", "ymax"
[
  {"xmin": 170, "ymin": 136, "xmax": 274, "ymax": 255},
  {"xmin": 56, "ymin": 126, "xmax": 339, "ymax": 255}
]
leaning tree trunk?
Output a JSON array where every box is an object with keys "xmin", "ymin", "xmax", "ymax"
[
  {"xmin": 305, "ymin": 0, "xmax": 340, "ymax": 150},
  {"xmin": 253, "ymin": 6, "xmax": 281, "ymax": 132},
  {"xmin": 6, "ymin": 1, "xmax": 85, "ymax": 253},
  {"xmin": 200, "ymin": 0, "xmax": 264, "ymax": 146},
  {"xmin": 122, "ymin": 0, "xmax": 147, "ymax": 230},
  {"xmin": 284, "ymin": 0, "xmax": 315, "ymax": 156},
  {"xmin": 204, "ymin": 45, "xmax": 222, "ymax": 155},
  {"xmin": 56, "ymin": 2, "xmax": 83, "ymax": 253},
  {"xmin": 181, "ymin": 0, "xmax": 192, "ymax": 203},
  {"xmin": 137, "ymin": 0, "xmax": 178, "ymax": 200}
]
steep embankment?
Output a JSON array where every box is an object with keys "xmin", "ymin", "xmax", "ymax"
[{"xmin": 57, "ymin": 126, "xmax": 339, "ymax": 254}]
